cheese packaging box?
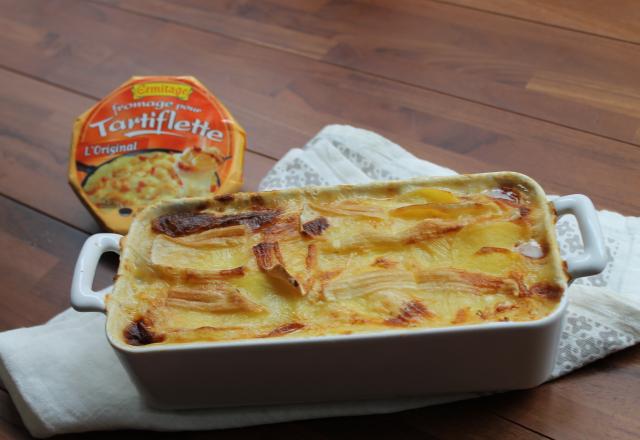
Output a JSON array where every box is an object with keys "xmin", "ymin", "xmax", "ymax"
[{"xmin": 69, "ymin": 76, "xmax": 246, "ymax": 234}]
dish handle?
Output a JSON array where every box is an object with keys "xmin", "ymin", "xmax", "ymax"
[
  {"xmin": 552, "ymin": 195, "xmax": 607, "ymax": 279},
  {"xmin": 71, "ymin": 233, "xmax": 123, "ymax": 313}
]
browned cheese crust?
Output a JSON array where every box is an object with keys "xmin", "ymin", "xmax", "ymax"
[{"xmin": 108, "ymin": 173, "xmax": 568, "ymax": 346}]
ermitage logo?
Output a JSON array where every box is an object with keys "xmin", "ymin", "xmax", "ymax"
[{"xmin": 131, "ymin": 82, "xmax": 193, "ymax": 101}]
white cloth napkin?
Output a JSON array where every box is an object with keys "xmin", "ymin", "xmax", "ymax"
[{"xmin": 1, "ymin": 125, "xmax": 639, "ymax": 438}]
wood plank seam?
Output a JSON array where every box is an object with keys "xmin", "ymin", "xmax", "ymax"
[
  {"xmin": 86, "ymin": 0, "xmax": 640, "ymax": 152},
  {"xmin": 431, "ymin": 0, "xmax": 640, "ymax": 48},
  {"xmin": 0, "ymin": 64, "xmax": 97, "ymax": 101},
  {"xmin": 0, "ymin": 193, "xmax": 89, "ymax": 238},
  {"xmin": 492, "ymin": 410, "xmax": 555, "ymax": 440}
]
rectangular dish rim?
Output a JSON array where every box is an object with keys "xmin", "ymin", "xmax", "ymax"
[{"xmin": 107, "ymin": 171, "xmax": 568, "ymax": 353}]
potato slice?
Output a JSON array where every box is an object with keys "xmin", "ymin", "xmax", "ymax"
[
  {"xmin": 160, "ymin": 224, "xmax": 247, "ymax": 248},
  {"xmin": 167, "ymin": 283, "xmax": 264, "ymax": 313},
  {"xmin": 324, "ymin": 269, "xmax": 417, "ymax": 301},
  {"xmin": 151, "ymin": 233, "xmax": 249, "ymax": 270},
  {"xmin": 397, "ymin": 188, "xmax": 460, "ymax": 204},
  {"xmin": 309, "ymin": 200, "xmax": 386, "ymax": 219},
  {"xmin": 414, "ymin": 267, "xmax": 519, "ymax": 296}
]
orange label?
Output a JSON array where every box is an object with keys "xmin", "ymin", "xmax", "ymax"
[{"xmin": 69, "ymin": 76, "xmax": 245, "ymax": 234}]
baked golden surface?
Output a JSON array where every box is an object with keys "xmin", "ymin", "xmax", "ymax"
[{"xmin": 107, "ymin": 172, "xmax": 568, "ymax": 346}]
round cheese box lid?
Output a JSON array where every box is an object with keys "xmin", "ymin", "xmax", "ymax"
[{"xmin": 69, "ymin": 76, "xmax": 246, "ymax": 234}]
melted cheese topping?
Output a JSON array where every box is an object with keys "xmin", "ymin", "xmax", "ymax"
[{"xmin": 108, "ymin": 174, "xmax": 567, "ymax": 346}]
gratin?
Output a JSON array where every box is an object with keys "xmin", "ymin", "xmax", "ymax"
[{"xmin": 107, "ymin": 172, "xmax": 569, "ymax": 346}]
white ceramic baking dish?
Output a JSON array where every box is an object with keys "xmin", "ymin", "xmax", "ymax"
[{"xmin": 71, "ymin": 176, "xmax": 606, "ymax": 410}]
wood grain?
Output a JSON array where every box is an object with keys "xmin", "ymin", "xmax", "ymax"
[
  {"xmin": 489, "ymin": 345, "xmax": 640, "ymax": 440},
  {"xmin": 0, "ymin": 195, "xmax": 111, "ymax": 328},
  {"xmin": 2, "ymin": 0, "xmax": 640, "ymax": 215},
  {"xmin": 98, "ymin": 0, "xmax": 640, "ymax": 146},
  {"xmin": 526, "ymin": 71, "xmax": 640, "ymax": 123},
  {"xmin": 442, "ymin": 0, "xmax": 640, "ymax": 45},
  {"xmin": 0, "ymin": 68, "xmax": 276, "ymax": 233}
]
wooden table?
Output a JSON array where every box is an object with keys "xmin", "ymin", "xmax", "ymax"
[{"xmin": 1, "ymin": 1, "xmax": 639, "ymax": 438}]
